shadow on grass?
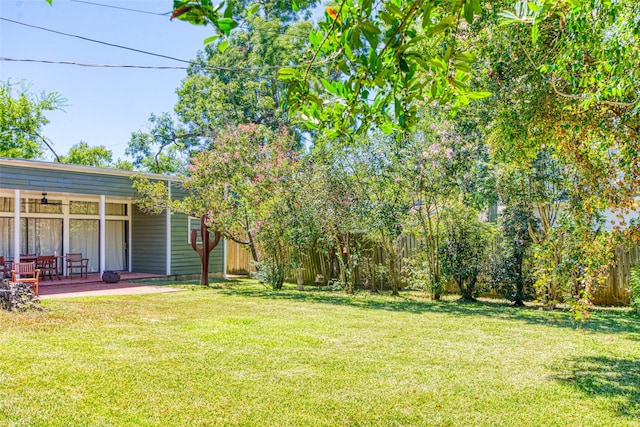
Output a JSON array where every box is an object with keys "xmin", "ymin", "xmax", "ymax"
[
  {"xmin": 554, "ymin": 355, "xmax": 640, "ymax": 420},
  {"xmin": 211, "ymin": 281, "xmax": 640, "ymax": 336}
]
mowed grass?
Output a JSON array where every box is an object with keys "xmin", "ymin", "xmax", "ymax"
[{"xmin": 0, "ymin": 280, "xmax": 639, "ymax": 426}]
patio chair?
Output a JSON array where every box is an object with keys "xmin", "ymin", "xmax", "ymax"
[
  {"xmin": 0, "ymin": 256, "xmax": 10, "ymax": 279},
  {"xmin": 11, "ymin": 262, "xmax": 41, "ymax": 296},
  {"xmin": 66, "ymin": 253, "xmax": 89, "ymax": 279},
  {"xmin": 37, "ymin": 255, "xmax": 59, "ymax": 281},
  {"xmin": 20, "ymin": 254, "xmax": 37, "ymax": 263}
]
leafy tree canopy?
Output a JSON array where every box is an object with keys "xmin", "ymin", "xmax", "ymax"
[
  {"xmin": 0, "ymin": 80, "xmax": 66, "ymax": 160},
  {"xmin": 60, "ymin": 141, "xmax": 113, "ymax": 167}
]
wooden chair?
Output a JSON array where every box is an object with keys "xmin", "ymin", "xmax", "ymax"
[
  {"xmin": 37, "ymin": 255, "xmax": 59, "ymax": 281},
  {"xmin": 20, "ymin": 254, "xmax": 37, "ymax": 265},
  {"xmin": 11, "ymin": 262, "xmax": 41, "ymax": 296},
  {"xmin": 66, "ymin": 253, "xmax": 89, "ymax": 279},
  {"xmin": 0, "ymin": 256, "xmax": 10, "ymax": 279}
]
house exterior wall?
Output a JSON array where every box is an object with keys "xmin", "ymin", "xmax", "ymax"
[
  {"xmin": 131, "ymin": 204, "xmax": 167, "ymax": 275},
  {"xmin": 167, "ymin": 182, "xmax": 224, "ymax": 277},
  {"xmin": 169, "ymin": 213, "xmax": 224, "ymax": 276}
]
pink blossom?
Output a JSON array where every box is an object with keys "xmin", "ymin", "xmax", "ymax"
[{"xmin": 445, "ymin": 148, "xmax": 453, "ymax": 159}]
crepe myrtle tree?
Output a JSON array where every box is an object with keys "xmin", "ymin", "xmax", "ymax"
[{"xmin": 132, "ymin": 123, "xmax": 300, "ymax": 286}]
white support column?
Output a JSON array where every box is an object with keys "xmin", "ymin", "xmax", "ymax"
[
  {"xmin": 62, "ymin": 202, "xmax": 70, "ymax": 277},
  {"xmin": 128, "ymin": 202, "xmax": 132, "ymax": 272},
  {"xmin": 13, "ymin": 189, "xmax": 20, "ymax": 264},
  {"xmin": 223, "ymin": 237, "xmax": 228, "ymax": 280},
  {"xmin": 100, "ymin": 195, "xmax": 106, "ymax": 276},
  {"xmin": 166, "ymin": 181, "xmax": 172, "ymax": 276}
]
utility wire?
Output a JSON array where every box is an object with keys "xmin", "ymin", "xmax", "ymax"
[
  {"xmin": 1, "ymin": 17, "xmax": 324, "ymax": 72},
  {"xmin": 70, "ymin": 0, "xmax": 170, "ymax": 16},
  {"xmin": 0, "ymin": 57, "xmax": 188, "ymax": 69},
  {"xmin": 70, "ymin": 0, "xmax": 310, "ymax": 41},
  {"xmin": 0, "ymin": 57, "xmax": 327, "ymax": 72},
  {"xmin": 1, "ymin": 17, "xmax": 192, "ymax": 64}
]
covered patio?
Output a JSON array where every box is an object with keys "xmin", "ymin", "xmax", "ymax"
[{"xmin": 0, "ymin": 158, "xmax": 227, "ymax": 285}]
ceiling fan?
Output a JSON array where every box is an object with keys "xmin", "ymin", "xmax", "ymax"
[{"xmin": 39, "ymin": 192, "xmax": 64, "ymax": 206}]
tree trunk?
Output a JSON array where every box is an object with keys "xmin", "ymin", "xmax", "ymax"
[{"xmin": 458, "ymin": 276, "xmax": 478, "ymax": 302}]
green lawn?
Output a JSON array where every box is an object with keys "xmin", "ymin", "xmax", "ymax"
[{"xmin": 1, "ymin": 280, "xmax": 638, "ymax": 426}]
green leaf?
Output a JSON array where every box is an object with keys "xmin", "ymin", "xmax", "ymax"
[
  {"xmin": 217, "ymin": 17, "xmax": 238, "ymax": 36},
  {"xmin": 430, "ymin": 58, "xmax": 446, "ymax": 71},
  {"xmin": 203, "ymin": 35, "xmax": 220, "ymax": 45},
  {"xmin": 277, "ymin": 68, "xmax": 301, "ymax": 81},
  {"xmin": 531, "ymin": 24, "xmax": 539, "ymax": 44},
  {"xmin": 379, "ymin": 11, "xmax": 396, "ymax": 25},
  {"xmin": 246, "ymin": 3, "xmax": 261, "ymax": 17},
  {"xmin": 386, "ymin": 3, "xmax": 403, "ymax": 18},
  {"xmin": 472, "ymin": 0, "xmax": 482, "ymax": 14},
  {"xmin": 320, "ymin": 78, "xmax": 338, "ymax": 95},
  {"xmin": 380, "ymin": 121, "xmax": 393, "ymax": 134},
  {"xmin": 223, "ymin": 1, "xmax": 233, "ymax": 18},
  {"xmin": 218, "ymin": 39, "xmax": 229, "ymax": 53},
  {"xmin": 464, "ymin": 4, "xmax": 474, "ymax": 24},
  {"xmin": 440, "ymin": 16, "xmax": 457, "ymax": 25},
  {"xmin": 467, "ymin": 91, "xmax": 492, "ymax": 99},
  {"xmin": 455, "ymin": 52, "xmax": 477, "ymax": 63},
  {"xmin": 361, "ymin": 22, "xmax": 381, "ymax": 35},
  {"xmin": 426, "ymin": 23, "xmax": 450, "ymax": 36}
]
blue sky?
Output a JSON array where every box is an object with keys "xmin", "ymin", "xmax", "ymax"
[{"xmin": 1, "ymin": 0, "xmax": 216, "ymax": 161}]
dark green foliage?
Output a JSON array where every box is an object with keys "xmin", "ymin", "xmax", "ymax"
[
  {"xmin": 0, "ymin": 80, "xmax": 65, "ymax": 160},
  {"xmin": 440, "ymin": 202, "xmax": 493, "ymax": 302},
  {"xmin": 489, "ymin": 204, "xmax": 536, "ymax": 306},
  {"xmin": 629, "ymin": 267, "xmax": 640, "ymax": 316}
]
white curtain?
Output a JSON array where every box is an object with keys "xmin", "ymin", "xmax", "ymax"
[
  {"xmin": 106, "ymin": 221, "xmax": 126, "ymax": 271},
  {"xmin": 20, "ymin": 218, "xmax": 63, "ymax": 256},
  {"xmin": 0, "ymin": 218, "xmax": 14, "ymax": 258},
  {"xmin": 69, "ymin": 219, "xmax": 99, "ymax": 272}
]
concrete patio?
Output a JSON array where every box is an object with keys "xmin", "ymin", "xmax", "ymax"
[{"xmin": 37, "ymin": 272, "xmax": 185, "ymax": 299}]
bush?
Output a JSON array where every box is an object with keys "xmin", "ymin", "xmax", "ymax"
[
  {"xmin": 630, "ymin": 267, "xmax": 640, "ymax": 315},
  {"xmin": 439, "ymin": 202, "xmax": 494, "ymax": 302},
  {"xmin": 252, "ymin": 260, "xmax": 286, "ymax": 290}
]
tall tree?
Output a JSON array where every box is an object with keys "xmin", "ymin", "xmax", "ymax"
[
  {"xmin": 0, "ymin": 80, "xmax": 65, "ymax": 160},
  {"xmin": 133, "ymin": 124, "xmax": 300, "ymax": 286},
  {"xmin": 127, "ymin": 13, "xmax": 312, "ymax": 173},
  {"xmin": 61, "ymin": 141, "xmax": 113, "ymax": 167}
]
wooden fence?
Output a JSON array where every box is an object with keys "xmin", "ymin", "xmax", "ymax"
[
  {"xmin": 225, "ymin": 238, "xmax": 639, "ymax": 306},
  {"xmin": 226, "ymin": 240, "xmax": 254, "ymax": 275},
  {"xmin": 591, "ymin": 246, "xmax": 640, "ymax": 306}
]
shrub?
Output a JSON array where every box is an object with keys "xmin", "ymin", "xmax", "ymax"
[{"xmin": 630, "ymin": 266, "xmax": 640, "ymax": 315}]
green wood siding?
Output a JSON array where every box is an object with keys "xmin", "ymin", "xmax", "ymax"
[
  {"xmin": 0, "ymin": 164, "xmax": 136, "ymax": 197},
  {"xmin": 170, "ymin": 213, "xmax": 224, "ymax": 275},
  {"xmin": 131, "ymin": 205, "xmax": 167, "ymax": 274},
  {"xmin": 168, "ymin": 181, "xmax": 223, "ymax": 276}
]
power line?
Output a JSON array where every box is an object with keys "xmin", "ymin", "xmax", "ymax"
[
  {"xmin": 0, "ymin": 57, "xmax": 189, "ymax": 70},
  {"xmin": 70, "ymin": 0, "xmax": 170, "ymax": 16},
  {"xmin": 0, "ymin": 17, "xmax": 192, "ymax": 64},
  {"xmin": 72, "ymin": 0, "xmax": 309, "ymax": 41},
  {"xmin": 69, "ymin": 0, "xmax": 311, "ymax": 41},
  {"xmin": 0, "ymin": 17, "xmax": 322, "ymax": 72},
  {"xmin": 0, "ymin": 57, "xmax": 327, "ymax": 73}
]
